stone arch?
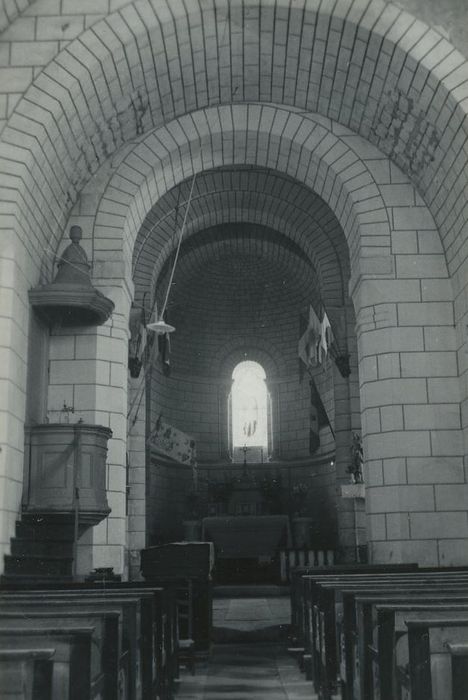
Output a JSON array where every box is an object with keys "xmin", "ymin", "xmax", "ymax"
[
  {"xmin": 98, "ymin": 105, "xmax": 390, "ymax": 282},
  {"xmin": 216, "ymin": 342, "xmax": 284, "ymax": 382},
  {"xmin": 132, "ymin": 170, "xmax": 349, "ymax": 313},
  {"xmin": 2, "ymin": 0, "xmax": 467, "ymax": 277},
  {"xmin": 1, "ymin": 0, "xmax": 467, "ymax": 570},
  {"xmin": 59, "ymin": 102, "xmax": 462, "ymax": 566}
]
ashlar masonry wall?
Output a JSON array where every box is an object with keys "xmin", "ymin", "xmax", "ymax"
[
  {"xmin": 94, "ymin": 104, "xmax": 467, "ymax": 567},
  {"xmin": 149, "ymin": 244, "xmax": 318, "ymax": 463},
  {"xmin": 0, "ymin": 0, "xmax": 467, "ymax": 575}
]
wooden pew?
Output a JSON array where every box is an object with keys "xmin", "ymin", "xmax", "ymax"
[
  {"xmin": 301, "ymin": 573, "xmax": 434, "ymax": 695},
  {"xmin": 65, "ymin": 581, "xmax": 178, "ymax": 699},
  {"xmin": 372, "ymin": 603, "xmax": 468, "ymax": 700},
  {"xmin": 341, "ymin": 586, "xmax": 468, "ymax": 698},
  {"xmin": 289, "ymin": 564, "xmax": 418, "ymax": 664},
  {"xmin": 447, "ymin": 642, "xmax": 468, "ymax": 700},
  {"xmin": 0, "ymin": 609, "xmax": 120, "ymax": 700},
  {"xmin": 0, "ymin": 593, "xmax": 142, "ymax": 700},
  {"xmin": 326, "ymin": 575, "xmax": 468, "ymax": 699},
  {"xmin": 73, "ymin": 582, "xmax": 178, "ymax": 699},
  {"xmin": 0, "ymin": 648, "xmax": 54, "ymax": 700},
  {"xmin": 83, "ymin": 582, "xmax": 178, "ymax": 699},
  {"xmin": 406, "ymin": 616, "xmax": 468, "ymax": 700},
  {"xmin": 0, "ymin": 626, "xmax": 94, "ymax": 700},
  {"xmin": 0, "ymin": 581, "xmax": 178, "ymax": 700},
  {"xmin": 301, "ymin": 570, "xmax": 468, "ymax": 699}
]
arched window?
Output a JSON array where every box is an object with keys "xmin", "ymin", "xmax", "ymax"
[{"xmin": 230, "ymin": 361, "xmax": 270, "ymax": 458}]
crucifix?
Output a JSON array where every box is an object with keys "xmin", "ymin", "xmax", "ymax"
[{"xmin": 242, "ymin": 444, "xmax": 250, "ymax": 479}]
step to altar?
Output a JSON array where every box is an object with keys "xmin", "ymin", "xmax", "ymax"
[
  {"xmin": 212, "ymin": 592, "xmax": 291, "ymax": 643},
  {"xmin": 213, "ymin": 585, "xmax": 290, "ymax": 598}
]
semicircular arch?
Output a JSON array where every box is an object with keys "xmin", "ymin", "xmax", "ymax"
[
  {"xmin": 1, "ymin": 0, "xmax": 466, "ymax": 286},
  {"xmin": 96, "ymin": 104, "xmax": 393, "ymax": 300}
]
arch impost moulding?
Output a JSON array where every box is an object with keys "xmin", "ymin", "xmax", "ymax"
[{"xmin": 348, "ymin": 256, "xmax": 396, "ymax": 303}]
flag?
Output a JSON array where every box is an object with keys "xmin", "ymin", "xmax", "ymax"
[
  {"xmin": 298, "ymin": 313, "xmax": 307, "ymax": 381},
  {"xmin": 310, "ymin": 377, "xmax": 335, "ymax": 437},
  {"xmin": 309, "ymin": 403, "xmax": 320, "ymax": 454},
  {"xmin": 318, "ymin": 311, "xmax": 333, "ymax": 362},
  {"xmin": 128, "ymin": 303, "xmax": 147, "ymax": 378},
  {"xmin": 298, "ymin": 305, "xmax": 321, "ymax": 371}
]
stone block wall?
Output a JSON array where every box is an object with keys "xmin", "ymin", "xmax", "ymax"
[
  {"xmin": 148, "ymin": 234, "xmax": 323, "ymax": 463},
  {"xmin": 0, "ymin": 0, "xmax": 468, "ymax": 574}
]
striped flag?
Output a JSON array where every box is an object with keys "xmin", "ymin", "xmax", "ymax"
[{"xmin": 298, "ymin": 305, "xmax": 321, "ymax": 370}]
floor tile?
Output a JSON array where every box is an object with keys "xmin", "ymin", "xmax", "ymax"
[
  {"xmin": 176, "ymin": 643, "xmax": 317, "ymax": 699},
  {"xmin": 177, "ymin": 596, "xmax": 315, "ymax": 699}
]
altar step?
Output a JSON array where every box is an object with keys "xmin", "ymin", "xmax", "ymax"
[
  {"xmin": 212, "ymin": 592, "xmax": 291, "ymax": 643},
  {"xmin": 213, "ymin": 585, "xmax": 290, "ymax": 598}
]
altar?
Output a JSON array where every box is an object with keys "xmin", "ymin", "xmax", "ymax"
[{"xmin": 202, "ymin": 514, "xmax": 291, "ymax": 583}]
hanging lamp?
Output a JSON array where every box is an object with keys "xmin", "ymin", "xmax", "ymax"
[{"xmin": 146, "ymin": 318, "xmax": 175, "ymax": 334}]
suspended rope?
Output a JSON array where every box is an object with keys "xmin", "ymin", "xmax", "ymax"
[
  {"xmin": 145, "ymin": 183, "xmax": 182, "ymax": 327},
  {"xmin": 128, "ymin": 171, "xmax": 197, "ymax": 422},
  {"xmin": 159, "ymin": 171, "xmax": 197, "ymax": 321}
]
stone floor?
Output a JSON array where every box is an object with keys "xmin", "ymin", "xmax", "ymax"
[
  {"xmin": 175, "ymin": 592, "xmax": 315, "ymax": 699},
  {"xmin": 175, "ymin": 643, "xmax": 314, "ymax": 699},
  {"xmin": 212, "ymin": 594, "xmax": 290, "ymax": 641}
]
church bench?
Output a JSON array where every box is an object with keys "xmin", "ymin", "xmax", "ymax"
[
  {"xmin": 0, "ymin": 648, "xmax": 55, "ymax": 700},
  {"xmin": 295, "ymin": 572, "xmax": 424, "ymax": 686},
  {"xmin": 68, "ymin": 582, "xmax": 177, "ymax": 700},
  {"xmin": 35, "ymin": 581, "xmax": 177, "ymax": 699},
  {"xmin": 406, "ymin": 616, "xmax": 468, "ymax": 700},
  {"xmin": 87, "ymin": 583, "xmax": 178, "ymax": 700},
  {"xmin": 300, "ymin": 573, "xmax": 432, "ymax": 694},
  {"xmin": 301, "ymin": 570, "xmax": 468, "ymax": 699},
  {"xmin": 0, "ymin": 592, "xmax": 145, "ymax": 700},
  {"xmin": 289, "ymin": 565, "xmax": 419, "ymax": 678},
  {"xmin": 319, "ymin": 575, "xmax": 468, "ymax": 699},
  {"xmin": 370, "ymin": 603, "xmax": 468, "ymax": 700},
  {"xmin": 446, "ymin": 642, "xmax": 468, "ymax": 700},
  {"xmin": 339, "ymin": 586, "xmax": 468, "ymax": 699},
  {"xmin": 0, "ymin": 583, "xmax": 179, "ymax": 700},
  {"xmin": 289, "ymin": 564, "xmax": 418, "ymax": 651},
  {"xmin": 0, "ymin": 609, "xmax": 120, "ymax": 700},
  {"xmin": 0, "ymin": 625, "xmax": 94, "ymax": 700}
]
